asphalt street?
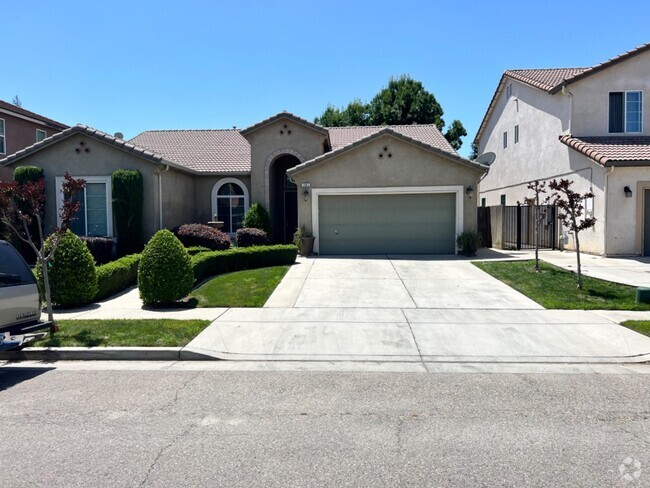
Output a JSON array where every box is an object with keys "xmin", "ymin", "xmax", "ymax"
[{"xmin": 1, "ymin": 365, "xmax": 649, "ymax": 487}]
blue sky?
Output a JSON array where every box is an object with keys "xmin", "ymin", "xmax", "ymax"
[{"xmin": 4, "ymin": 0, "xmax": 649, "ymax": 157}]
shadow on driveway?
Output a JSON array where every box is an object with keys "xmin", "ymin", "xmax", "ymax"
[{"xmin": 0, "ymin": 366, "xmax": 54, "ymax": 392}]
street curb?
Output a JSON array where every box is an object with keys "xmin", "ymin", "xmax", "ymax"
[{"xmin": 0, "ymin": 347, "xmax": 215, "ymax": 361}]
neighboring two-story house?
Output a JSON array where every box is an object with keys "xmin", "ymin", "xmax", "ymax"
[
  {"xmin": 475, "ymin": 43, "xmax": 650, "ymax": 256},
  {"xmin": 0, "ymin": 100, "xmax": 68, "ymax": 181}
]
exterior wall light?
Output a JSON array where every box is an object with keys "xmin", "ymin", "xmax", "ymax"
[
  {"xmin": 466, "ymin": 186, "xmax": 474, "ymax": 199},
  {"xmin": 624, "ymin": 186, "xmax": 633, "ymax": 198},
  {"xmin": 301, "ymin": 182, "xmax": 311, "ymax": 201},
  {"xmin": 303, "ymin": 189, "xmax": 310, "ymax": 202}
]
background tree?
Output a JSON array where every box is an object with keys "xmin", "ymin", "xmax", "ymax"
[
  {"xmin": 469, "ymin": 142, "xmax": 479, "ymax": 160},
  {"xmin": 519, "ymin": 180, "xmax": 549, "ymax": 272},
  {"xmin": 0, "ymin": 173, "xmax": 85, "ymax": 327},
  {"xmin": 12, "ymin": 95, "xmax": 22, "ymax": 107},
  {"xmin": 549, "ymin": 179, "xmax": 596, "ymax": 289},
  {"xmin": 315, "ymin": 75, "xmax": 467, "ymax": 149}
]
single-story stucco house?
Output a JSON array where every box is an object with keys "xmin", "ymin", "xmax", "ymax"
[{"xmin": 0, "ymin": 111, "xmax": 487, "ymax": 254}]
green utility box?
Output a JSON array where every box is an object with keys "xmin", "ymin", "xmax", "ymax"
[{"xmin": 636, "ymin": 287, "xmax": 650, "ymax": 304}]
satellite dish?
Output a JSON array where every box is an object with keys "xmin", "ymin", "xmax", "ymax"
[{"xmin": 475, "ymin": 152, "xmax": 496, "ymax": 166}]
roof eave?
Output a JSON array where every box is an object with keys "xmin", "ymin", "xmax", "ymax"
[{"xmin": 240, "ymin": 112, "xmax": 329, "ymax": 138}]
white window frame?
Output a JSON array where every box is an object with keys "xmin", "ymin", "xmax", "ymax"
[
  {"xmin": 609, "ymin": 90, "xmax": 644, "ymax": 134},
  {"xmin": 210, "ymin": 177, "xmax": 250, "ymax": 235},
  {"xmin": 0, "ymin": 118, "xmax": 5, "ymax": 154},
  {"xmin": 310, "ymin": 186, "xmax": 464, "ymax": 254},
  {"xmin": 55, "ymin": 175, "xmax": 113, "ymax": 237},
  {"xmin": 36, "ymin": 129, "xmax": 47, "ymax": 142}
]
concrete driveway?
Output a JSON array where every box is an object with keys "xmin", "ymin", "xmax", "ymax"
[{"xmin": 185, "ymin": 256, "xmax": 650, "ymax": 364}]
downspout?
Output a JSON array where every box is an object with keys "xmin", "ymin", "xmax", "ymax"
[
  {"xmin": 561, "ymin": 84, "xmax": 573, "ymax": 133},
  {"xmin": 604, "ymin": 166, "xmax": 615, "ymax": 255},
  {"xmin": 154, "ymin": 165, "xmax": 170, "ymax": 230}
]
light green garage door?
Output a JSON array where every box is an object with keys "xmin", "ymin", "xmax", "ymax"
[{"xmin": 318, "ymin": 193, "xmax": 456, "ymax": 255}]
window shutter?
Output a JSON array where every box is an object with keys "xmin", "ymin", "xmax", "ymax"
[{"xmin": 609, "ymin": 92, "xmax": 624, "ymax": 133}]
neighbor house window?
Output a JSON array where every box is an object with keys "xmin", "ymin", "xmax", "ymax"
[
  {"xmin": 36, "ymin": 129, "xmax": 46, "ymax": 142},
  {"xmin": 514, "ymin": 125, "xmax": 519, "ymax": 144},
  {"xmin": 0, "ymin": 119, "xmax": 5, "ymax": 154},
  {"xmin": 609, "ymin": 91, "xmax": 643, "ymax": 133},
  {"xmin": 506, "ymin": 84, "xmax": 512, "ymax": 99},
  {"xmin": 481, "ymin": 197, "xmax": 486, "ymax": 207},
  {"xmin": 500, "ymin": 195, "xmax": 506, "ymax": 205},
  {"xmin": 56, "ymin": 176, "xmax": 113, "ymax": 237},
  {"xmin": 211, "ymin": 178, "xmax": 250, "ymax": 234},
  {"xmin": 503, "ymin": 131, "xmax": 508, "ymax": 149}
]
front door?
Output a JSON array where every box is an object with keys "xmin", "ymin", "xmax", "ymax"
[{"xmin": 643, "ymin": 189, "xmax": 650, "ymax": 256}]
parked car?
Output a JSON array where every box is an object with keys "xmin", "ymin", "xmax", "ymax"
[{"xmin": 0, "ymin": 240, "xmax": 52, "ymax": 351}]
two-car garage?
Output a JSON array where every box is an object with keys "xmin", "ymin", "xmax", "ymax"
[{"xmin": 317, "ymin": 191, "xmax": 458, "ymax": 255}]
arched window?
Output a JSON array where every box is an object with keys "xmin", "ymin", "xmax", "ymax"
[{"xmin": 211, "ymin": 178, "xmax": 249, "ymax": 233}]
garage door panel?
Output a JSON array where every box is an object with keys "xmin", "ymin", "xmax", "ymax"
[{"xmin": 318, "ymin": 193, "xmax": 456, "ymax": 255}]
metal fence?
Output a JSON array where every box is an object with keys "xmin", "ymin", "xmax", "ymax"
[{"xmin": 502, "ymin": 205, "xmax": 558, "ymax": 250}]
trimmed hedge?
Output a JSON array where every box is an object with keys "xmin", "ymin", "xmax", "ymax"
[
  {"xmin": 14, "ymin": 166, "xmax": 44, "ymax": 184},
  {"xmin": 236, "ymin": 228, "xmax": 269, "ymax": 248},
  {"xmin": 35, "ymin": 230, "xmax": 98, "ymax": 308},
  {"xmin": 81, "ymin": 236, "xmax": 114, "ymax": 264},
  {"xmin": 192, "ymin": 245, "xmax": 298, "ymax": 282},
  {"xmin": 185, "ymin": 245, "xmax": 212, "ymax": 256},
  {"xmin": 174, "ymin": 223, "xmax": 231, "ymax": 251},
  {"xmin": 95, "ymin": 254, "xmax": 140, "ymax": 301},
  {"xmin": 138, "ymin": 230, "xmax": 194, "ymax": 306},
  {"xmin": 112, "ymin": 169, "xmax": 144, "ymax": 256}
]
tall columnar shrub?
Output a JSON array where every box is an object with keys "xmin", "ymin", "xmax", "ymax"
[
  {"xmin": 242, "ymin": 203, "xmax": 271, "ymax": 234},
  {"xmin": 35, "ymin": 230, "xmax": 98, "ymax": 308},
  {"xmin": 138, "ymin": 230, "xmax": 194, "ymax": 306},
  {"xmin": 112, "ymin": 169, "xmax": 143, "ymax": 256},
  {"xmin": 14, "ymin": 166, "xmax": 45, "ymax": 184}
]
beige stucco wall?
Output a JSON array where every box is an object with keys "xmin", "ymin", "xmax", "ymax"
[
  {"xmin": 244, "ymin": 117, "xmax": 327, "ymax": 208},
  {"xmin": 571, "ymin": 49, "xmax": 650, "ymax": 137},
  {"xmin": 193, "ymin": 175, "xmax": 252, "ymax": 224},
  {"xmin": 290, "ymin": 134, "xmax": 484, "ymax": 247}
]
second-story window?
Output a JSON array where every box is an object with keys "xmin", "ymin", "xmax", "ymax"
[
  {"xmin": 0, "ymin": 118, "xmax": 5, "ymax": 154},
  {"xmin": 609, "ymin": 91, "xmax": 643, "ymax": 133},
  {"xmin": 503, "ymin": 131, "xmax": 508, "ymax": 149},
  {"xmin": 506, "ymin": 84, "xmax": 512, "ymax": 99},
  {"xmin": 514, "ymin": 125, "xmax": 520, "ymax": 144},
  {"xmin": 36, "ymin": 129, "xmax": 47, "ymax": 142}
]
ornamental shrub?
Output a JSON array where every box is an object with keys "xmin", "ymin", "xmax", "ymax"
[
  {"xmin": 185, "ymin": 245, "xmax": 212, "ymax": 256},
  {"xmin": 174, "ymin": 224, "xmax": 231, "ymax": 251},
  {"xmin": 112, "ymin": 169, "xmax": 144, "ymax": 256},
  {"xmin": 81, "ymin": 236, "xmax": 114, "ymax": 264},
  {"xmin": 191, "ymin": 244, "xmax": 298, "ymax": 282},
  {"xmin": 95, "ymin": 253, "xmax": 140, "ymax": 301},
  {"xmin": 138, "ymin": 230, "xmax": 194, "ymax": 306},
  {"xmin": 35, "ymin": 230, "xmax": 98, "ymax": 308},
  {"xmin": 236, "ymin": 228, "xmax": 269, "ymax": 248},
  {"xmin": 14, "ymin": 166, "xmax": 44, "ymax": 184},
  {"xmin": 242, "ymin": 203, "xmax": 271, "ymax": 234}
]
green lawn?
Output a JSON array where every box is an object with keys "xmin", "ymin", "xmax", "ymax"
[
  {"xmin": 473, "ymin": 260, "xmax": 650, "ymax": 310},
  {"xmin": 190, "ymin": 265, "xmax": 290, "ymax": 307},
  {"xmin": 33, "ymin": 319, "xmax": 210, "ymax": 347},
  {"xmin": 621, "ymin": 321, "xmax": 650, "ymax": 338}
]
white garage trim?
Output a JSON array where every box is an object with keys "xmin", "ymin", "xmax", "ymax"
[{"xmin": 311, "ymin": 186, "xmax": 464, "ymax": 254}]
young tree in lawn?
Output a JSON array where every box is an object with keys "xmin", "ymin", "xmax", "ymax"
[
  {"xmin": 0, "ymin": 173, "xmax": 85, "ymax": 328},
  {"xmin": 519, "ymin": 180, "xmax": 549, "ymax": 272},
  {"xmin": 548, "ymin": 178, "xmax": 596, "ymax": 289}
]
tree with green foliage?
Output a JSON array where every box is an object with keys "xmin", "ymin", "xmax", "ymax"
[
  {"xmin": 469, "ymin": 142, "xmax": 479, "ymax": 160},
  {"xmin": 315, "ymin": 75, "xmax": 467, "ymax": 149},
  {"xmin": 242, "ymin": 203, "xmax": 271, "ymax": 234}
]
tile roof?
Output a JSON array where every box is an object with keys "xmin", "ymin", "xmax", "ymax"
[
  {"xmin": 559, "ymin": 135, "xmax": 650, "ymax": 166},
  {"xmin": 0, "ymin": 124, "xmax": 185, "ymax": 171},
  {"xmin": 504, "ymin": 68, "xmax": 589, "ymax": 92},
  {"xmin": 474, "ymin": 42, "xmax": 650, "ymax": 145},
  {"xmin": 129, "ymin": 129, "xmax": 251, "ymax": 174},
  {"xmin": 289, "ymin": 127, "xmax": 485, "ymax": 177},
  {"xmin": 327, "ymin": 124, "xmax": 457, "ymax": 154},
  {"xmin": 0, "ymin": 100, "xmax": 68, "ymax": 130},
  {"xmin": 240, "ymin": 111, "xmax": 328, "ymax": 136}
]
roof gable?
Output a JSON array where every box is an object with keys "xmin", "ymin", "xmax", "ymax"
[
  {"xmin": 240, "ymin": 111, "xmax": 329, "ymax": 137},
  {"xmin": 288, "ymin": 127, "xmax": 486, "ymax": 177},
  {"xmin": 0, "ymin": 100, "xmax": 68, "ymax": 130}
]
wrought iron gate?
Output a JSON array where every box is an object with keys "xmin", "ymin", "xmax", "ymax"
[{"xmin": 502, "ymin": 205, "xmax": 557, "ymax": 250}]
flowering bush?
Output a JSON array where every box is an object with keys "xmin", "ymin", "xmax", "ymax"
[{"xmin": 174, "ymin": 224, "xmax": 231, "ymax": 251}]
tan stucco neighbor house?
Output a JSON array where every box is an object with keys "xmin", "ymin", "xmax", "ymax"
[
  {"xmin": 476, "ymin": 42, "xmax": 650, "ymax": 256},
  {"xmin": 1, "ymin": 112, "xmax": 486, "ymax": 255}
]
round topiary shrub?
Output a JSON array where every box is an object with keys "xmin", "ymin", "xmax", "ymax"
[
  {"xmin": 242, "ymin": 203, "xmax": 271, "ymax": 234},
  {"xmin": 35, "ymin": 230, "xmax": 98, "ymax": 308},
  {"xmin": 138, "ymin": 229, "xmax": 194, "ymax": 306},
  {"xmin": 236, "ymin": 228, "xmax": 269, "ymax": 248},
  {"xmin": 174, "ymin": 224, "xmax": 231, "ymax": 251}
]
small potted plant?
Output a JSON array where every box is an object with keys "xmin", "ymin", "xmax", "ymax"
[
  {"xmin": 456, "ymin": 231, "xmax": 482, "ymax": 257},
  {"xmin": 293, "ymin": 226, "xmax": 315, "ymax": 256}
]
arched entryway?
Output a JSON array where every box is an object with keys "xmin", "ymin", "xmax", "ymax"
[{"xmin": 270, "ymin": 154, "xmax": 300, "ymax": 243}]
